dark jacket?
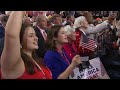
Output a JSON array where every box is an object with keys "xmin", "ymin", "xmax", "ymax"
[{"xmin": 34, "ymin": 26, "xmax": 47, "ymax": 58}]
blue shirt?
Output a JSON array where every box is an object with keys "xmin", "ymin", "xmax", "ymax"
[{"xmin": 44, "ymin": 49, "xmax": 71, "ymax": 79}]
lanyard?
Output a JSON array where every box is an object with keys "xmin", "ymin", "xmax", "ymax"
[
  {"xmin": 31, "ymin": 59, "xmax": 46, "ymax": 79},
  {"xmin": 57, "ymin": 49, "xmax": 70, "ymax": 65}
]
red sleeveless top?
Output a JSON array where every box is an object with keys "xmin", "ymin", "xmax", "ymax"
[
  {"xmin": 1, "ymin": 65, "xmax": 52, "ymax": 79},
  {"xmin": 18, "ymin": 65, "xmax": 52, "ymax": 79}
]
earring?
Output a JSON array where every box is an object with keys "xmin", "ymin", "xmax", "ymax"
[{"xmin": 20, "ymin": 45, "xmax": 22, "ymax": 48}]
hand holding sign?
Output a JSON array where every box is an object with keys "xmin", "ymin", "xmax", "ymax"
[
  {"xmin": 69, "ymin": 57, "xmax": 110, "ymax": 79},
  {"xmin": 71, "ymin": 55, "xmax": 82, "ymax": 67}
]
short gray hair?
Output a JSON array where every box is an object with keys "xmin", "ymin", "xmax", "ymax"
[
  {"xmin": 73, "ymin": 16, "xmax": 86, "ymax": 28},
  {"xmin": 64, "ymin": 25, "xmax": 75, "ymax": 36},
  {"xmin": 36, "ymin": 15, "xmax": 46, "ymax": 23}
]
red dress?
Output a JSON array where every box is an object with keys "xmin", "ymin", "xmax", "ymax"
[
  {"xmin": 75, "ymin": 29, "xmax": 93, "ymax": 56},
  {"xmin": 18, "ymin": 65, "xmax": 52, "ymax": 79},
  {"xmin": 1, "ymin": 65, "xmax": 52, "ymax": 79},
  {"xmin": 63, "ymin": 42, "xmax": 78, "ymax": 61}
]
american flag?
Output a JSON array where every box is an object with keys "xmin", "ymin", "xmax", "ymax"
[{"xmin": 80, "ymin": 35, "xmax": 96, "ymax": 51}]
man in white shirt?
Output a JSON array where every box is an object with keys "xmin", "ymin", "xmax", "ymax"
[
  {"xmin": 83, "ymin": 12, "xmax": 116, "ymax": 59},
  {"xmin": 83, "ymin": 11, "xmax": 116, "ymax": 35}
]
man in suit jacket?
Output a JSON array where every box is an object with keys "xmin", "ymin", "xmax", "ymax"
[{"xmin": 34, "ymin": 15, "xmax": 48, "ymax": 58}]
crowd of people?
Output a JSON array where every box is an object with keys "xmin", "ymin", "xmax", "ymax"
[{"xmin": 0, "ymin": 11, "xmax": 120, "ymax": 79}]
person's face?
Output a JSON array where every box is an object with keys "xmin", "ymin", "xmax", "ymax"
[
  {"xmin": 80, "ymin": 19, "xmax": 89, "ymax": 28},
  {"xmin": 55, "ymin": 27, "xmax": 68, "ymax": 44},
  {"xmin": 31, "ymin": 16, "xmax": 36, "ymax": 23},
  {"xmin": 55, "ymin": 17, "xmax": 62, "ymax": 25},
  {"xmin": 70, "ymin": 16, "xmax": 75, "ymax": 22},
  {"xmin": 39, "ymin": 17, "xmax": 47, "ymax": 30},
  {"xmin": 25, "ymin": 17, "xmax": 31, "ymax": 25},
  {"xmin": 22, "ymin": 27, "xmax": 38, "ymax": 51},
  {"xmin": 70, "ymin": 31, "xmax": 76, "ymax": 41},
  {"xmin": 86, "ymin": 13, "xmax": 93, "ymax": 24}
]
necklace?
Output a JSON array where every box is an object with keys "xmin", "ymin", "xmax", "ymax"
[{"xmin": 57, "ymin": 49, "xmax": 70, "ymax": 65}]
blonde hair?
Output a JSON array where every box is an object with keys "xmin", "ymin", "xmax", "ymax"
[
  {"xmin": 64, "ymin": 25, "xmax": 75, "ymax": 36},
  {"xmin": 73, "ymin": 16, "xmax": 86, "ymax": 28}
]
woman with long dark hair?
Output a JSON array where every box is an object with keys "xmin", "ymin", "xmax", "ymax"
[
  {"xmin": 1, "ymin": 11, "xmax": 52, "ymax": 79},
  {"xmin": 44, "ymin": 25, "xmax": 82, "ymax": 79}
]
